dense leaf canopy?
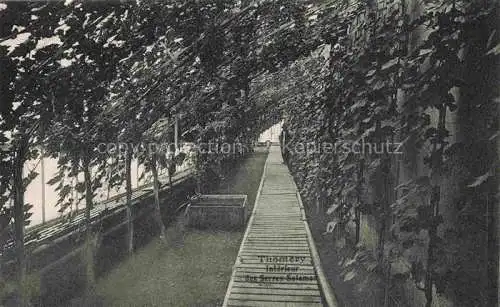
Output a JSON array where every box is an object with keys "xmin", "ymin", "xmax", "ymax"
[{"xmin": 0, "ymin": 0, "xmax": 498, "ymax": 306}]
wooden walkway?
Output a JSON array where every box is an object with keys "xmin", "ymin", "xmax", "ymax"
[{"xmin": 223, "ymin": 146, "xmax": 336, "ymax": 307}]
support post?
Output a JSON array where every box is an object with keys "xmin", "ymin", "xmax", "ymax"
[
  {"xmin": 136, "ymin": 160, "xmax": 139, "ymax": 188},
  {"xmin": 174, "ymin": 114, "xmax": 179, "ymax": 153},
  {"xmin": 41, "ymin": 147, "xmax": 46, "ymax": 224}
]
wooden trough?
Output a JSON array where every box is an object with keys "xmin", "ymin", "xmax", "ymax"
[{"xmin": 186, "ymin": 194, "xmax": 248, "ymax": 229}]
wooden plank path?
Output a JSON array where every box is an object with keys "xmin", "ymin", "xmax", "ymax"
[{"xmin": 223, "ymin": 146, "xmax": 337, "ymax": 307}]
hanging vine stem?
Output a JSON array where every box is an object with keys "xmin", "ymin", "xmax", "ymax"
[
  {"xmin": 424, "ymin": 104, "xmax": 447, "ymax": 307},
  {"xmin": 354, "ymin": 158, "xmax": 364, "ymax": 245}
]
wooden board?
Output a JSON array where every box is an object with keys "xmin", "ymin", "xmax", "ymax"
[{"xmin": 223, "ymin": 147, "xmax": 325, "ymax": 306}]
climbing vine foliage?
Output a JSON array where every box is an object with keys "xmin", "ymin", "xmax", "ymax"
[
  {"xmin": 280, "ymin": 1, "xmax": 498, "ymax": 306},
  {"xmin": 0, "ymin": 0, "xmax": 497, "ymax": 306}
]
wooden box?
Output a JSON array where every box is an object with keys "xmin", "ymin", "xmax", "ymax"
[{"xmin": 186, "ymin": 194, "xmax": 248, "ymax": 229}]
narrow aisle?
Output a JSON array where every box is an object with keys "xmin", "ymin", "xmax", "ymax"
[{"xmin": 223, "ymin": 146, "xmax": 328, "ymax": 307}]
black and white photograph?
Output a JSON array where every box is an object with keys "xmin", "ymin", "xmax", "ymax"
[{"xmin": 0, "ymin": 0, "xmax": 498, "ymax": 306}]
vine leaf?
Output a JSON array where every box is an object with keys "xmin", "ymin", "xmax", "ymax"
[
  {"xmin": 324, "ymin": 217, "xmax": 340, "ymax": 234},
  {"xmin": 47, "ymin": 172, "xmax": 64, "ymax": 186},
  {"xmin": 381, "ymin": 57, "xmax": 399, "ymax": 71},
  {"xmin": 344, "ymin": 270, "xmax": 356, "ymax": 281},
  {"xmin": 467, "ymin": 169, "xmax": 493, "ymax": 188},
  {"xmin": 326, "ymin": 200, "xmax": 340, "ymax": 215},
  {"xmin": 486, "ymin": 42, "xmax": 500, "ymax": 55},
  {"xmin": 489, "ymin": 131, "xmax": 498, "ymax": 141}
]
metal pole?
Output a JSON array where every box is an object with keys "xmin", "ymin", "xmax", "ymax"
[
  {"xmin": 136, "ymin": 159, "xmax": 139, "ymax": 187},
  {"xmin": 174, "ymin": 115, "xmax": 179, "ymax": 152},
  {"xmin": 41, "ymin": 148, "xmax": 46, "ymax": 224}
]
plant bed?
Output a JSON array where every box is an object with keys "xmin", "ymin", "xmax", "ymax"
[{"xmin": 186, "ymin": 194, "xmax": 247, "ymax": 230}]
